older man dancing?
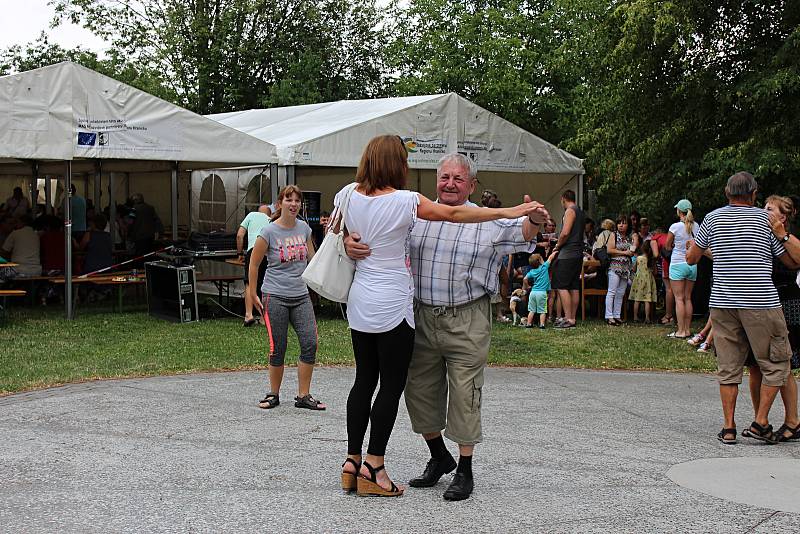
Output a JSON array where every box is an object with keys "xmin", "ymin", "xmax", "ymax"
[{"xmin": 347, "ymin": 153, "xmax": 548, "ymax": 500}]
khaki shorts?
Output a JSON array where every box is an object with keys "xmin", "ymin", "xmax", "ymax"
[
  {"xmin": 711, "ymin": 307, "xmax": 791, "ymax": 387},
  {"xmin": 405, "ymin": 296, "xmax": 491, "ymax": 446}
]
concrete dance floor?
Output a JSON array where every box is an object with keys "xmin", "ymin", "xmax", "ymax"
[{"xmin": 1, "ymin": 368, "xmax": 799, "ymax": 533}]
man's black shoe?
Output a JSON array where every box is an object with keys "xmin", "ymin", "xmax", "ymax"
[
  {"xmin": 408, "ymin": 455, "xmax": 457, "ymax": 488},
  {"xmin": 443, "ymin": 472, "xmax": 474, "ymax": 501}
]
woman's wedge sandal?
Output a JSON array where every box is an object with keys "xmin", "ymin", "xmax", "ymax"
[
  {"xmin": 744, "ymin": 421, "xmax": 779, "ymax": 444},
  {"xmin": 357, "ymin": 461, "xmax": 403, "ymax": 497},
  {"xmin": 717, "ymin": 428, "xmax": 737, "ymax": 445},
  {"xmin": 258, "ymin": 393, "xmax": 279, "ymax": 409},
  {"xmin": 341, "ymin": 458, "xmax": 359, "ymax": 493},
  {"xmin": 776, "ymin": 422, "xmax": 800, "ymax": 442}
]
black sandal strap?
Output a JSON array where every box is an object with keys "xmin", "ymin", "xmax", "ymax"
[
  {"xmin": 750, "ymin": 421, "xmax": 765, "ymax": 433},
  {"xmin": 343, "ymin": 458, "xmax": 359, "ymax": 469},
  {"xmin": 749, "ymin": 421, "xmax": 771, "ymax": 435},
  {"xmin": 362, "ymin": 461, "xmax": 386, "ymax": 482},
  {"xmin": 259, "ymin": 393, "xmax": 279, "ymax": 407}
]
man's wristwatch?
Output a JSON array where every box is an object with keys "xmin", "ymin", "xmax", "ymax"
[
  {"xmin": 780, "ymin": 234, "xmax": 791, "ymax": 243},
  {"xmin": 527, "ymin": 215, "xmax": 540, "ymax": 224}
]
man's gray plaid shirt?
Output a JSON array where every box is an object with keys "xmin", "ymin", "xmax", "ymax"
[{"xmin": 410, "ymin": 217, "xmax": 532, "ymax": 307}]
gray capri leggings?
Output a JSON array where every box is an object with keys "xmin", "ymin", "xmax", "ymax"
[{"xmin": 262, "ymin": 293, "xmax": 318, "ymax": 366}]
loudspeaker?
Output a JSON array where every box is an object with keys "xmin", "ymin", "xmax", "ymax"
[{"xmin": 145, "ymin": 261, "xmax": 199, "ymax": 323}]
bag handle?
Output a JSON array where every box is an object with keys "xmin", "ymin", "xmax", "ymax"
[{"xmin": 334, "ymin": 183, "xmax": 358, "ymax": 235}]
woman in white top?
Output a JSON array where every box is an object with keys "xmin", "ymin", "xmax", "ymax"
[
  {"xmin": 338, "ymin": 135, "xmax": 543, "ymax": 497},
  {"xmin": 666, "ymin": 199, "xmax": 700, "ymax": 339}
]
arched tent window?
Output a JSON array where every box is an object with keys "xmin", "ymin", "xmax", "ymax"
[
  {"xmin": 244, "ymin": 173, "xmax": 270, "ymax": 214},
  {"xmin": 198, "ymin": 174, "xmax": 226, "ymax": 232}
]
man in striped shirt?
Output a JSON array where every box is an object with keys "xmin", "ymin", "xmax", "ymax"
[
  {"xmin": 687, "ymin": 171, "xmax": 800, "ymax": 444},
  {"xmin": 346, "ymin": 153, "xmax": 549, "ymax": 500}
]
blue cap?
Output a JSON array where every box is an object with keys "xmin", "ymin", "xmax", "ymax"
[{"xmin": 674, "ymin": 199, "xmax": 692, "ymax": 212}]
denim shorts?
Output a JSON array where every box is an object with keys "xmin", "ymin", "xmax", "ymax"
[{"xmin": 669, "ymin": 262, "xmax": 697, "ymax": 282}]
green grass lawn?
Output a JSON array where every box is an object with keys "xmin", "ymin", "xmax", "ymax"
[{"xmin": 0, "ymin": 307, "xmax": 716, "ymax": 395}]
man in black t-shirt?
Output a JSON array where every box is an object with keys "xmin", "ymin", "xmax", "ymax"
[{"xmin": 551, "ymin": 190, "xmax": 585, "ymax": 328}]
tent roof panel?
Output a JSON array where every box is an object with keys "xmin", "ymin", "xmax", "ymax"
[
  {"xmin": 214, "ymin": 95, "xmax": 442, "ymax": 147},
  {"xmin": 0, "ymin": 61, "xmax": 278, "ymax": 167},
  {"xmin": 207, "ymin": 93, "xmax": 583, "ymax": 174}
]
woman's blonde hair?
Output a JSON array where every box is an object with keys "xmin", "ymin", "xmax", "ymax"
[
  {"xmin": 271, "ymin": 185, "xmax": 303, "ymax": 221},
  {"xmin": 678, "ymin": 207, "xmax": 695, "ymax": 237},
  {"xmin": 766, "ymin": 195, "xmax": 794, "ymax": 221},
  {"xmin": 600, "ymin": 219, "xmax": 615, "ymax": 232}
]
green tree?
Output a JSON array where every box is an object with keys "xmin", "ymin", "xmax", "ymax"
[
  {"xmin": 52, "ymin": 0, "xmax": 388, "ymax": 114},
  {"xmin": 0, "ymin": 33, "xmax": 178, "ymax": 103},
  {"xmin": 387, "ymin": 0, "xmax": 800, "ymax": 222},
  {"xmin": 565, "ymin": 0, "xmax": 800, "ymax": 220},
  {"xmin": 385, "ymin": 0, "xmax": 565, "ymax": 140}
]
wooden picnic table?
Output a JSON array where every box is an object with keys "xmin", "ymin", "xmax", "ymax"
[
  {"xmin": 53, "ymin": 274, "xmax": 145, "ymax": 313},
  {"xmin": 225, "ymin": 257, "xmax": 245, "ymax": 267},
  {"xmin": 0, "ymin": 262, "xmax": 19, "ymax": 268}
]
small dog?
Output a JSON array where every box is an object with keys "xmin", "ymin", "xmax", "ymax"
[{"xmin": 509, "ymin": 288, "xmax": 527, "ymax": 325}]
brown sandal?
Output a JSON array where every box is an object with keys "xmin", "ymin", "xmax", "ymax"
[
  {"xmin": 357, "ymin": 461, "xmax": 403, "ymax": 497},
  {"xmin": 341, "ymin": 458, "xmax": 359, "ymax": 492}
]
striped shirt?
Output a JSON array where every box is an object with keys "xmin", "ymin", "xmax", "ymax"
[
  {"xmin": 410, "ymin": 217, "xmax": 531, "ymax": 306},
  {"xmin": 694, "ymin": 205, "xmax": 786, "ymax": 309}
]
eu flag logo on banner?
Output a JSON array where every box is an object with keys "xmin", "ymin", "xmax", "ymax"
[{"xmin": 77, "ymin": 132, "xmax": 97, "ymax": 146}]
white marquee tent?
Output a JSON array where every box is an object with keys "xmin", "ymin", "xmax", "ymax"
[
  {"xmin": 194, "ymin": 93, "xmax": 585, "ymax": 232},
  {"xmin": 0, "ymin": 61, "xmax": 278, "ymax": 318}
]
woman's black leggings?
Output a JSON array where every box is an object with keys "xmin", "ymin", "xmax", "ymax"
[{"xmin": 347, "ymin": 320, "xmax": 415, "ymax": 456}]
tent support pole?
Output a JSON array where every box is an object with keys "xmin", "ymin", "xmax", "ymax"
[
  {"xmin": 270, "ymin": 164, "xmax": 279, "ymax": 203},
  {"xmin": 171, "ymin": 162, "xmax": 178, "ymax": 241},
  {"xmin": 94, "ymin": 161, "xmax": 102, "ymax": 211},
  {"xmin": 577, "ymin": 174, "xmax": 584, "ymax": 209},
  {"xmin": 30, "ymin": 161, "xmax": 39, "ymax": 209},
  {"xmin": 44, "ymin": 173, "xmax": 52, "ymax": 215},
  {"xmin": 187, "ymin": 175, "xmax": 192, "ymax": 236},
  {"xmin": 65, "ymin": 161, "xmax": 74, "ymax": 320},
  {"xmin": 109, "ymin": 172, "xmax": 117, "ymax": 251}
]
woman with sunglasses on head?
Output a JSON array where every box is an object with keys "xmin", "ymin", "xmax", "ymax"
[
  {"xmin": 338, "ymin": 135, "xmax": 545, "ymax": 497},
  {"xmin": 605, "ymin": 214, "xmax": 639, "ymax": 325},
  {"xmin": 248, "ymin": 185, "xmax": 326, "ymax": 412}
]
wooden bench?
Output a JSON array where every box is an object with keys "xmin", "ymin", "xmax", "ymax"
[
  {"xmin": 580, "ymin": 259, "xmax": 627, "ymax": 321},
  {"xmin": 51, "ymin": 273, "xmax": 145, "ymax": 314},
  {"xmin": 581, "ymin": 259, "xmax": 605, "ymax": 321}
]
